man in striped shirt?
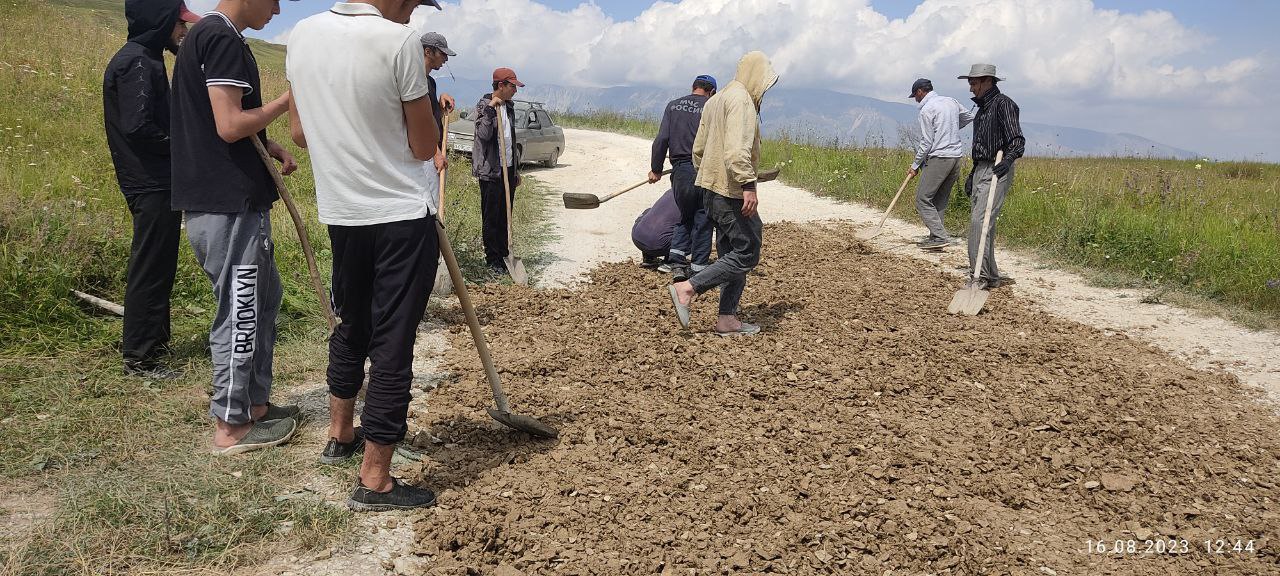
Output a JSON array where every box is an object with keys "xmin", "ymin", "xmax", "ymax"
[
  {"xmin": 906, "ymin": 78, "xmax": 973, "ymax": 250},
  {"xmin": 959, "ymin": 63, "xmax": 1024, "ymax": 289}
]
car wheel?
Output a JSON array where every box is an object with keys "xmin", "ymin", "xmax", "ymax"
[{"xmin": 543, "ymin": 147, "xmax": 560, "ymax": 168}]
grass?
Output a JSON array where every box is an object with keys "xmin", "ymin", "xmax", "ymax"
[
  {"xmin": 0, "ymin": 0, "xmax": 549, "ymax": 573},
  {"xmin": 559, "ymin": 111, "xmax": 1280, "ymax": 326}
]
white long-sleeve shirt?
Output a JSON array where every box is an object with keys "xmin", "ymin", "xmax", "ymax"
[{"xmin": 912, "ymin": 91, "xmax": 975, "ymax": 170}]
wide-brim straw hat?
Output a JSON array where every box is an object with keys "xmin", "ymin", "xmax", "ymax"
[{"xmin": 958, "ymin": 63, "xmax": 1005, "ymax": 81}]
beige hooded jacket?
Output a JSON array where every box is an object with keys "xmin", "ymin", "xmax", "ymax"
[{"xmin": 692, "ymin": 51, "xmax": 779, "ymax": 199}]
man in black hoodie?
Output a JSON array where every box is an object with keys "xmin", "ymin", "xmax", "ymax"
[{"xmin": 103, "ymin": 0, "xmax": 200, "ymax": 378}]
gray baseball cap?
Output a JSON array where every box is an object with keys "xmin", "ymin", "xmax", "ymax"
[
  {"xmin": 420, "ymin": 32, "xmax": 456, "ymax": 56},
  {"xmin": 958, "ymin": 63, "xmax": 1004, "ymax": 81}
]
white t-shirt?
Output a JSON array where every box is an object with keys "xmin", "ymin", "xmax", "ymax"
[
  {"xmin": 502, "ymin": 105, "xmax": 514, "ymax": 165},
  {"xmin": 286, "ymin": 2, "xmax": 438, "ymax": 226}
]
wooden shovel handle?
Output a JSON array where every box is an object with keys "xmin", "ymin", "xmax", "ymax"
[
  {"xmin": 435, "ymin": 218, "xmax": 510, "ymax": 414},
  {"xmin": 437, "ymin": 112, "xmax": 450, "ymax": 222},
  {"xmin": 495, "ymin": 105, "xmax": 515, "ymax": 251},
  {"xmin": 252, "ymin": 135, "xmax": 338, "ymax": 333},
  {"xmin": 598, "ymin": 169, "xmax": 672, "ymax": 204},
  {"xmin": 876, "ymin": 173, "xmax": 913, "ymax": 232},
  {"xmin": 970, "ymin": 150, "xmax": 1004, "ymax": 282}
]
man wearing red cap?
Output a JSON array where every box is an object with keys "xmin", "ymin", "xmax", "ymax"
[
  {"xmin": 103, "ymin": 0, "xmax": 200, "ymax": 379},
  {"xmin": 471, "ymin": 67, "xmax": 524, "ymax": 277}
]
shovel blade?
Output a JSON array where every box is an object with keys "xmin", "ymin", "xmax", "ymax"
[
  {"xmin": 487, "ymin": 408, "xmax": 559, "ymax": 438},
  {"xmin": 506, "ymin": 256, "xmax": 529, "ymax": 286},
  {"xmin": 432, "ymin": 258, "xmax": 453, "ymax": 297},
  {"xmin": 948, "ymin": 284, "xmax": 989, "ymax": 315},
  {"xmin": 562, "ymin": 192, "xmax": 601, "ymax": 210}
]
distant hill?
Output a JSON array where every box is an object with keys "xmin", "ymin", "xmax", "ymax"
[{"xmin": 438, "ymin": 78, "xmax": 1198, "ymax": 159}]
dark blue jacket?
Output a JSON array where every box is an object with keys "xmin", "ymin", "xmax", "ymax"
[
  {"xmin": 631, "ymin": 188, "xmax": 679, "ymax": 255},
  {"xmin": 103, "ymin": 0, "xmax": 181, "ymax": 194},
  {"xmin": 651, "ymin": 93, "xmax": 708, "ymax": 174}
]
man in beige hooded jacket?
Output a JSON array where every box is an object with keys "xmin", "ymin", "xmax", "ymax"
[{"xmin": 668, "ymin": 51, "xmax": 778, "ymax": 335}]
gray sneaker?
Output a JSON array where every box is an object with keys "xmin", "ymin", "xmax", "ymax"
[
  {"xmin": 211, "ymin": 418, "xmax": 298, "ymax": 456},
  {"xmin": 260, "ymin": 403, "xmax": 301, "ymax": 422},
  {"xmin": 918, "ymin": 238, "xmax": 950, "ymax": 250}
]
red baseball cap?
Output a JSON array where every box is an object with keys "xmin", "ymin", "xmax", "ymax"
[
  {"xmin": 492, "ymin": 67, "xmax": 525, "ymax": 87},
  {"xmin": 178, "ymin": 1, "xmax": 201, "ymax": 23}
]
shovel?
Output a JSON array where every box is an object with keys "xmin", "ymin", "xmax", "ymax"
[
  {"xmin": 434, "ymin": 218, "xmax": 558, "ymax": 438},
  {"xmin": 251, "ymin": 136, "xmax": 338, "ymax": 333},
  {"xmin": 861, "ymin": 173, "xmax": 913, "ymax": 240},
  {"xmin": 495, "ymin": 105, "xmax": 529, "ymax": 285},
  {"xmin": 948, "ymin": 150, "xmax": 1004, "ymax": 316},
  {"xmin": 431, "ymin": 113, "xmax": 454, "ymax": 297},
  {"xmin": 562, "ymin": 170, "xmax": 670, "ymax": 209}
]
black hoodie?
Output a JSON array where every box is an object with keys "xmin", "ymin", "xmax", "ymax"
[{"xmin": 103, "ymin": 0, "xmax": 181, "ymax": 194}]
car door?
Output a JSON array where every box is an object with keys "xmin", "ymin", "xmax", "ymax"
[
  {"xmin": 523, "ymin": 109, "xmax": 547, "ymax": 161},
  {"xmin": 536, "ymin": 110, "xmax": 560, "ymax": 159}
]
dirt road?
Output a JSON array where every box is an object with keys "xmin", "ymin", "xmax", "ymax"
[{"xmin": 532, "ymin": 128, "xmax": 1280, "ymax": 400}]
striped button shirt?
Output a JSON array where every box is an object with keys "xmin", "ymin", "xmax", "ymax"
[
  {"xmin": 970, "ymin": 86, "xmax": 1025, "ymax": 163},
  {"xmin": 911, "ymin": 91, "xmax": 975, "ymax": 170}
]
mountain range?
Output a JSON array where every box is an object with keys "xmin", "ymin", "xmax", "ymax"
[{"xmin": 437, "ymin": 78, "xmax": 1198, "ymax": 159}]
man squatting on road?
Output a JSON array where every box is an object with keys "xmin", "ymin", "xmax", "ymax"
[
  {"xmin": 631, "ymin": 188, "xmax": 683, "ymax": 264},
  {"xmin": 103, "ymin": 0, "xmax": 200, "ymax": 378},
  {"xmin": 669, "ymin": 51, "xmax": 779, "ymax": 336},
  {"xmin": 959, "ymin": 63, "xmax": 1024, "ymax": 290},
  {"xmin": 906, "ymin": 77, "xmax": 973, "ymax": 250},
  {"xmin": 170, "ymin": 0, "xmax": 301, "ymax": 455},
  {"xmin": 473, "ymin": 67, "xmax": 525, "ymax": 278},
  {"xmin": 287, "ymin": 0, "xmax": 446, "ymax": 511},
  {"xmin": 649, "ymin": 74, "xmax": 717, "ymax": 282}
]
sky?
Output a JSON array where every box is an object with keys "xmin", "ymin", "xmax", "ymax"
[{"xmin": 186, "ymin": 0, "xmax": 1280, "ymax": 160}]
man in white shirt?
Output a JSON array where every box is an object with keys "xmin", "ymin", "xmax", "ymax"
[
  {"xmin": 285, "ymin": 0, "xmax": 443, "ymax": 511},
  {"xmin": 906, "ymin": 78, "xmax": 973, "ymax": 250}
]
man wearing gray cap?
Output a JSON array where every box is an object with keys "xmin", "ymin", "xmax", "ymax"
[
  {"xmin": 421, "ymin": 31, "xmax": 456, "ymax": 172},
  {"xmin": 907, "ymin": 78, "xmax": 973, "ymax": 250},
  {"xmin": 958, "ymin": 63, "xmax": 1024, "ymax": 289}
]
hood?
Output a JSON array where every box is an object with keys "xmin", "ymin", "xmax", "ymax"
[
  {"xmin": 733, "ymin": 51, "xmax": 779, "ymax": 106},
  {"xmin": 126, "ymin": 0, "xmax": 181, "ymax": 52}
]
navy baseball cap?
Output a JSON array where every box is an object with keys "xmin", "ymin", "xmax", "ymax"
[
  {"xmin": 908, "ymin": 78, "xmax": 932, "ymax": 97},
  {"xmin": 695, "ymin": 74, "xmax": 717, "ymax": 90}
]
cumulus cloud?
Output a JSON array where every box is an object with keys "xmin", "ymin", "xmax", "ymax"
[{"xmin": 400, "ymin": 0, "xmax": 1265, "ymax": 106}]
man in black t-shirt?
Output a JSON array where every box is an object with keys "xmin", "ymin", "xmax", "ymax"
[
  {"xmin": 170, "ymin": 0, "xmax": 299, "ymax": 456},
  {"xmin": 420, "ymin": 31, "xmax": 456, "ymax": 174}
]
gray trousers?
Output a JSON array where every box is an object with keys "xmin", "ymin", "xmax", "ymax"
[
  {"xmin": 964, "ymin": 161, "xmax": 1015, "ymax": 281},
  {"xmin": 688, "ymin": 190, "xmax": 762, "ymax": 316},
  {"xmin": 914, "ymin": 156, "xmax": 960, "ymax": 240},
  {"xmin": 186, "ymin": 210, "xmax": 282, "ymax": 425}
]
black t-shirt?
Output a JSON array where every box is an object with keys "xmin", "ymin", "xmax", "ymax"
[
  {"xmin": 428, "ymin": 75, "xmax": 443, "ymax": 147},
  {"xmin": 170, "ymin": 12, "xmax": 276, "ymax": 213}
]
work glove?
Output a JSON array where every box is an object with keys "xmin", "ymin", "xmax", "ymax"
[{"xmin": 992, "ymin": 159, "xmax": 1013, "ymax": 178}]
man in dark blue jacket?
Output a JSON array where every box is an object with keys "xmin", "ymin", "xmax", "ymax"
[
  {"xmin": 103, "ymin": 0, "xmax": 199, "ymax": 378},
  {"xmin": 649, "ymin": 74, "xmax": 716, "ymax": 282}
]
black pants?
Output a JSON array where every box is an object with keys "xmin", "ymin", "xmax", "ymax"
[
  {"xmin": 479, "ymin": 175, "xmax": 516, "ymax": 265},
  {"xmin": 326, "ymin": 216, "xmax": 439, "ymax": 446},
  {"xmin": 122, "ymin": 191, "xmax": 181, "ymax": 368}
]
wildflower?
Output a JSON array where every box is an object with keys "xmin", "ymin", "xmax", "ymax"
[{"xmin": 1195, "ymin": 164, "xmax": 1202, "ymax": 170}]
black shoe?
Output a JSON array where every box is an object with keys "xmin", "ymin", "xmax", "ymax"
[
  {"xmin": 487, "ymin": 262, "xmax": 509, "ymax": 278},
  {"xmin": 348, "ymin": 478, "xmax": 437, "ymax": 512},
  {"xmin": 260, "ymin": 403, "xmax": 301, "ymax": 423},
  {"xmin": 640, "ymin": 256, "xmax": 662, "ymax": 270},
  {"xmin": 670, "ymin": 264, "xmax": 691, "ymax": 283},
  {"xmin": 123, "ymin": 362, "xmax": 181, "ymax": 380},
  {"xmin": 319, "ymin": 426, "xmax": 365, "ymax": 465}
]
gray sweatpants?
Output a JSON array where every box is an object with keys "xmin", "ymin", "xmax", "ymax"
[
  {"xmin": 914, "ymin": 156, "xmax": 960, "ymax": 241},
  {"xmin": 964, "ymin": 161, "xmax": 1015, "ymax": 282},
  {"xmin": 185, "ymin": 210, "xmax": 282, "ymax": 425}
]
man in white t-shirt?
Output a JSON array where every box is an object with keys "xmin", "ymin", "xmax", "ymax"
[{"xmin": 286, "ymin": 0, "xmax": 443, "ymax": 512}]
